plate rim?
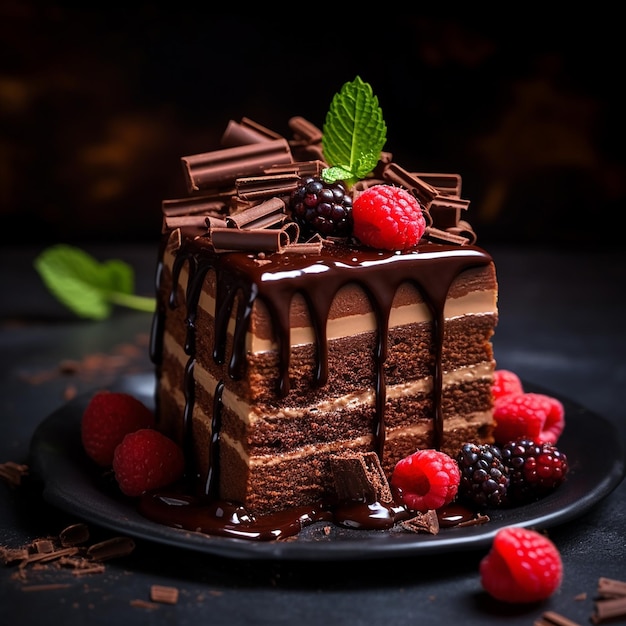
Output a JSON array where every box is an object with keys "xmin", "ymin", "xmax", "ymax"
[{"xmin": 29, "ymin": 373, "xmax": 626, "ymax": 561}]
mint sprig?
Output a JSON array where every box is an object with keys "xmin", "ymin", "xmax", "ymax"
[
  {"xmin": 34, "ymin": 244, "xmax": 155, "ymax": 320},
  {"xmin": 321, "ymin": 76, "xmax": 387, "ymax": 188}
]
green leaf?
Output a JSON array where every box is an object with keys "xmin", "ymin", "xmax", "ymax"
[
  {"xmin": 322, "ymin": 76, "xmax": 387, "ymax": 187},
  {"xmin": 34, "ymin": 244, "xmax": 155, "ymax": 320}
]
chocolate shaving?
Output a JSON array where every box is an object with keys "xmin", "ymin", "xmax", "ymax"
[
  {"xmin": 224, "ymin": 197, "xmax": 286, "ymax": 230},
  {"xmin": 86, "ymin": 536, "xmax": 135, "ymax": 561},
  {"xmin": 181, "ymin": 138, "xmax": 293, "ymax": 193},
  {"xmin": 329, "ymin": 451, "xmax": 392, "ymax": 504},
  {"xmin": 59, "ymin": 523, "xmax": 90, "ymax": 547},
  {"xmin": 162, "ymin": 194, "xmax": 229, "ymax": 217},
  {"xmin": 221, "ymin": 117, "xmax": 282, "ymax": 147}
]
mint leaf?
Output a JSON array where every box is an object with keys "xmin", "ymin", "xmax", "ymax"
[
  {"xmin": 34, "ymin": 244, "xmax": 155, "ymax": 320},
  {"xmin": 322, "ymin": 76, "xmax": 387, "ymax": 187}
]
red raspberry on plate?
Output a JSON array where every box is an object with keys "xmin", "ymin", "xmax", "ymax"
[
  {"xmin": 352, "ymin": 184, "xmax": 426, "ymax": 251},
  {"xmin": 493, "ymin": 392, "xmax": 565, "ymax": 446},
  {"xmin": 112, "ymin": 429, "xmax": 185, "ymax": 497},
  {"xmin": 81, "ymin": 391, "xmax": 155, "ymax": 466},
  {"xmin": 492, "ymin": 369, "xmax": 524, "ymax": 399},
  {"xmin": 480, "ymin": 526, "xmax": 563, "ymax": 603},
  {"xmin": 390, "ymin": 449, "xmax": 460, "ymax": 512}
]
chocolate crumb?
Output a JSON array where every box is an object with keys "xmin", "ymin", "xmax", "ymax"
[{"xmin": 130, "ymin": 599, "xmax": 160, "ymax": 610}]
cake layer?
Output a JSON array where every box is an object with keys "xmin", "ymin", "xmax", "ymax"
[{"xmin": 152, "ymin": 233, "xmax": 497, "ymax": 516}]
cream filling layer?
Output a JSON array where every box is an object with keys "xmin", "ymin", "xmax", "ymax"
[{"xmin": 161, "ymin": 332, "xmax": 494, "ymax": 466}]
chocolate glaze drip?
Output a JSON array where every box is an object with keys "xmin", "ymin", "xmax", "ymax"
[{"xmin": 148, "ymin": 237, "xmax": 491, "ymax": 540}]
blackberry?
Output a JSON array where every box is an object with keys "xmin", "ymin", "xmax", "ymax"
[
  {"xmin": 456, "ymin": 443, "xmax": 510, "ymax": 508},
  {"xmin": 501, "ymin": 438, "xmax": 569, "ymax": 505},
  {"xmin": 289, "ymin": 176, "xmax": 353, "ymax": 238}
]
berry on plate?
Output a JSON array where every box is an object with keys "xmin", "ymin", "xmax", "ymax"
[
  {"xmin": 81, "ymin": 391, "xmax": 155, "ymax": 466},
  {"xmin": 493, "ymin": 392, "xmax": 565, "ymax": 446},
  {"xmin": 112, "ymin": 428, "xmax": 185, "ymax": 497},
  {"xmin": 352, "ymin": 184, "xmax": 426, "ymax": 251},
  {"xmin": 390, "ymin": 448, "xmax": 460, "ymax": 512},
  {"xmin": 456, "ymin": 442, "xmax": 510, "ymax": 508},
  {"xmin": 501, "ymin": 438, "xmax": 569, "ymax": 505},
  {"xmin": 480, "ymin": 526, "xmax": 563, "ymax": 603}
]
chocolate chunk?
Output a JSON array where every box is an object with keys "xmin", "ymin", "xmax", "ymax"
[
  {"xmin": 330, "ymin": 451, "xmax": 392, "ymax": 504},
  {"xmin": 398, "ymin": 510, "xmax": 440, "ymax": 535}
]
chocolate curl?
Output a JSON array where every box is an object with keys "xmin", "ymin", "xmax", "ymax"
[
  {"xmin": 284, "ymin": 235, "xmax": 323, "ymax": 255},
  {"xmin": 414, "ymin": 173, "xmax": 462, "ymax": 197},
  {"xmin": 424, "ymin": 227, "xmax": 469, "ymax": 246},
  {"xmin": 288, "ymin": 116, "xmax": 323, "ymax": 144},
  {"xmin": 211, "ymin": 222, "xmax": 297, "ymax": 254},
  {"xmin": 429, "ymin": 195, "xmax": 470, "ymax": 230},
  {"xmin": 165, "ymin": 214, "xmax": 221, "ymax": 231},
  {"xmin": 382, "ymin": 163, "xmax": 439, "ymax": 209},
  {"xmin": 235, "ymin": 173, "xmax": 300, "ymax": 202},
  {"xmin": 162, "ymin": 194, "xmax": 230, "ymax": 217},
  {"xmin": 225, "ymin": 197, "xmax": 287, "ymax": 230},
  {"xmin": 448, "ymin": 220, "xmax": 477, "ymax": 245},
  {"xmin": 181, "ymin": 138, "xmax": 293, "ymax": 193},
  {"xmin": 221, "ymin": 117, "xmax": 282, "ymax": 147}
]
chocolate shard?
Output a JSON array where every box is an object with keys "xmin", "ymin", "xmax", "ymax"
[
  {"xmin": 221, "ymin": 117, "xmax": 282, "ymax": 147},
  {"xmin": 424, "ymin": 226, "xmax": 469, "ymax": 246},
  {"xmin": 592, "ymin": 596, "xmax": 626, "ymax": 623},
  {"xmin": 382, "ymin": 162, "xmax": 439, "ymax": 209},
  {"xmin": 597, "ymin": 577, "xmax": 626, "ymax": 598},
  {"xmin": 330, "ymin": 451, "xmax": 392, "ymax": 504},
  {"xmin": 265, "ymin": 160, "xmax": 326, "ymax": 179},
  {"xmin": 162, "ymin": 194, "xmax": 230, "ymax": 218},
  {"xmin": 181, "ymin": 139, "xmax": 293, "ymax": 193},
  {"xmin": 398, "ymin": 510, "xmax": 440, "ymax": 535}
]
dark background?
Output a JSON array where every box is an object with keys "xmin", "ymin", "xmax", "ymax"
[{"xmin": 1, "ymin": 5, "xmax": 624, "ymax": 247}]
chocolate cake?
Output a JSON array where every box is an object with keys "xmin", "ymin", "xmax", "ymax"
[{"xmin": 147, "ymin": 78, "xmax": 498, "ymax": 534}]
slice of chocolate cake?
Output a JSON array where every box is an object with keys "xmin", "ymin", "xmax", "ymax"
[{"xmin": 148, "ymin": 77, "xmax": 498, "ymax": 522}]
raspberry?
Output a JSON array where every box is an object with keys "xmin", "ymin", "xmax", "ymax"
[
  {"xmin": 289, "ymin": 176, "xmax": 353, "ymax": 238},
  {"xmin": 502, "ymin": 438, "xmax": 569, "ymax": 505},
  {"xmin": 112, "ymin": 429, "xmax": 185, "ymax": 497},
  {"xmin": 456, "ymin": 443, "xmax": 510, "ymax": 508},
  {"xmin": 492, "ymin": 369, "xmax": 524, "ymax": 399},
  {"xmin": 390, "ymin": 449, "xmax": 460, "ymax": 512},
  {"xmin": 493, "ymin": 392, "xmax": 565, "ymax": 446},
  {"xmin": 352, "ymin": 184, "xmax": 426, "ymax": 250},
  {"xmin": 480, "ymin": 527, "xmax": 563, "ymax": 603},
  {"xmin": 81, "ymin": 391, "xmax": 155, "ymax": 466}
]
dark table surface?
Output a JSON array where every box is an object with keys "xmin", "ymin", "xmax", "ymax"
[{"xmin": 1, "ymin": 242, "xmax": 625, "ymax": 626}]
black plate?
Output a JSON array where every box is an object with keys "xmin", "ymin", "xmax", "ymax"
[{"xmin": 29, "ymin": 373, "xmax": 625, "ymax": 561}]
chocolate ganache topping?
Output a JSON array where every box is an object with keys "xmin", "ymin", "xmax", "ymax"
[{"xmin": 146, "ymin": 107, "xmax": 493, "ymax": 540}]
